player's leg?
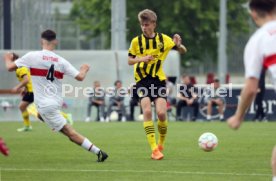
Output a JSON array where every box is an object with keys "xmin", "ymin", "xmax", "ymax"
[
  {"xmin": 207, "ymin": 100, "xmax": 213, "ymax": 121},
  {"xmin": 120, "ymin": 103, "xmax": 127, "ymax": 122},
  {"xmin": 85, "ymin": 102, "xmax": 92, "ymax": 122},
  {"xmin": 98, "ymin": 104, "xmax": 105, "ymax": 122},
  {"xmin": 141, "ymin": 97, "xmax": 163, "ymax": 160},
  {"xmin": 272, "ymin": 146, "xmax": 276, "ymax": 180},
  {"xmin": 155, "ymin": 97, "xmax": 167, "ymax": 152},
  {"xmin": 105, "ymin": 102, "xmax": 114, "ymax": 122},
  {"xmin": 60, "ymin": 124, "xmax": 108, "ymax": 162},
  {"xmin": 129, "ymin": 98, "xmax": 136, "ymax": 120},
  {"xmin": 191, "ymin": 101, "xmax": 199, "ymax": 121},
  {"xmin": 176, "ymin": 100, "xmax": 186, "ymax": 121},
  {"xmin": 39, "ymin": 106, "xmax": 108, "ymax": 162},
  {"xmin": 141, "ymin": 97, "xmax": 155, "ymax": 149},
  {"xmin": 216, "ymin": 99, "xmax": 225, "ymax": 121},
  {"xmin": 17, "ymin": 101, "xmax": 32, "ymax": 132}
]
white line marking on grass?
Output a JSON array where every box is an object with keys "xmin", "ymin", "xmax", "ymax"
[{"xmin": 1, "ymin": 168, "xmax": 270, "ymax": 177}]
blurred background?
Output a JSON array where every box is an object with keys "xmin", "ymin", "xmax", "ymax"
[
  {"xmin": 1, "ymin": 0, "xmax": 275, "ymax": 122},
  {"xmin": 0, "ymin": 0, "xmax": 252, "ymax": 75}
]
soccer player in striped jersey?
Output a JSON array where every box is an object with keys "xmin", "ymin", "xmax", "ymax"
[
  {"xmin": 11, "ymin": 53, "xmax": 34, "ymax": 132},
  {"xmin": 128, "ymin": 9, "xmax": 187, "ymax": 160},
  {"xmin": 4, "ymin": 30, "xmax": 108, "ymax": 162},
  {"xmin": 227, "ymin": 0, "xmax": 276, "ymax": 180}
]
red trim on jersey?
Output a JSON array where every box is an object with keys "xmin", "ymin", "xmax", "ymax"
[
  {"xmin": 30, "ymin": 68, "xmax": 64, "ymax": 79},
  {"xmin": 264, "ymin": 54, "xmax": 276, "ymax": 69}
]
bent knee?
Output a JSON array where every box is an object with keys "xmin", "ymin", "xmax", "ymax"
[{"xmin": 157, "ymin": 111, "xmax": 166, "ymax": 120}]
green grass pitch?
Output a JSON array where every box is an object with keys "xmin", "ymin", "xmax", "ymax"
[{"xmin": 0, "ymin": 121, "xmax": 275, "ymax": 181}]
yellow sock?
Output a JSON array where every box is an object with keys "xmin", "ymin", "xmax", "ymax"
[
  {"xmin": 158, "ymin": 120, "xmax": 168, "ymax": 146},
  {"xmin": 27, "ymin": 103, "xmax": 38, "ymax": 118},
  {"xmin": 22, "ymin": 111, "xmax": 30, "ymax": 127},
  {"xmin": 143, "ymin": 121, "xmax": 157, "ymax": 151},
  {"xmin": 60, "ymin": 111, "xmax": 68, "ymax": 120}
]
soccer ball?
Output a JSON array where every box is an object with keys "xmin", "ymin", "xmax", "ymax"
[
  {"xmin": 136, "ymin": 114, "xmax": 144, "ymax": 121},
  {"xmin": 109, "ymin": 111, "xmax": 119, "ymax": 121},
  {"xmin": 198, "ymin": 132, "xmax": 218, "ymax": 152}
]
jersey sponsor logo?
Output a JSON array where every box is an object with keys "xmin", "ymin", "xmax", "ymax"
[{"xmin": 157, "ymin": 42, "xmax": 164, "ymax": 50}]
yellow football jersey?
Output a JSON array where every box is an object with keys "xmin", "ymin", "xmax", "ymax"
[
  {"xmin": 15, "ymin": 67, "xmax": 33, "ymax": 92},
  {"xmin": 128, "ymin": 33, "xmax": 176, "ymax": 82}
]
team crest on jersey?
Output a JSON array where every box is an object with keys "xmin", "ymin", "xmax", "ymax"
[
  {"xmin": 138, "ymin": 91, "xmax": 144, "ymax": 97},
  {"xmin": 158, "ymin": 42, "xmax": 164, "ymax": 49}
]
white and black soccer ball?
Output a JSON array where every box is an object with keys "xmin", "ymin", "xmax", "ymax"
[
  {"xmin": 109, "ymin": 111, "xmax": 119, "ymax": 122},
  {"xmin": 198, "ymin": 132, "xmax": 218, "ymax": 152}
]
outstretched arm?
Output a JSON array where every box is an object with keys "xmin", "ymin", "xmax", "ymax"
[
  {"xmin": 173, "ymin": 34, "xmax": 187, "ymax": 54},
  {"xmin": 227, "ymin": 77, "xmax": 259, "ymax": 129},
  {"xmin": 11, "ymin": 75, "xmax": 29, "ymax": 93},
  {"xmin": 75, "ymin": 64, "xmax": 90, "ymax": 81},
  {"xmin": 4, "ymin": 52, "xmax": 17, "ymax": 71}
]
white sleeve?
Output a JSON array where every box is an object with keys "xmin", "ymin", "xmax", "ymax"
[
  {"xmin": 14, "ymin": 52, "xmax": 33, "ymax": 68},
  {"xmin": 244, "ymin": 35, "xmax": 263, "ymax": 79},
  {"xmin": 63, "ymin": 59, "xmax": 80, "ymax": 78}
]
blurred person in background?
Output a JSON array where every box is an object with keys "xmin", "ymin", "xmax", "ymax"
[
  {"xmin": 176, "ymin": 74, "xmax": 199, "ymax": 121},
  {"xmin": 86, "ymin": 81, "xmax": 105, "ymax": 122},
  {"xmin": 10, "ymin": 53, "xmax": 33, "ymax": 132},
  {"xmin": 205, "ymin": 78, "xmax": 225, "ymax": 121},
  {"xmin": 106, "ymin": 80, "xmax": 127, "ymax": 122}
]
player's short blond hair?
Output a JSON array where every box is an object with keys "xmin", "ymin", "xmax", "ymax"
[{"xmin": 138, "ymin": 9, "xmax": 157, "ymax": 23}]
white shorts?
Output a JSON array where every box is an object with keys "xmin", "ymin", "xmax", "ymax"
[{"xmin": 38, "ymin": 106, "xmax": 67, "ymax": 132}]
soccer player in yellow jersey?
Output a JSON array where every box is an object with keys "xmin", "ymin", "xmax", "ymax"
[
  {"xmin": 128, "ymin": 9, "xmax": 187, "ymax": 160},
  {"xmin": 11, "ymin": 53, "xmax": 34, "ymax": 132}
]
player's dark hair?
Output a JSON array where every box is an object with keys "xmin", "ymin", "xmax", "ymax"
[
  {"xmin": 41, "ymin": 29, "xmax": 56, "ymax": 41},
  {"xmin": 249, "ymin": 0, "xmax": 276, "ymax": 16},
  {"xmin": 214, "ymin": 78, "xmax": 220, "ymax": 83},
  {"xmin": 114, "ymin": 80, "xmax": 122, "ymax": 86},
  {"xmin": 12, "ymin": 53, "xmax": 19, "ymax": 61}
]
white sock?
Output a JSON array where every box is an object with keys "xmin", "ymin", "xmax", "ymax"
[
  {"xmin": 207, "ymin": 115, "xmax": 211, "ymax": 120},
  {"xmin": 273, "ymin": 176, "xmax": 276, "ymax": 181},
  {"xmin": 220, "ymin": 115, "xmax": 224, "ymax": 120},
  {"xmin": 81, "ymin": 138, "xmax": 100, "ymax": 154}
]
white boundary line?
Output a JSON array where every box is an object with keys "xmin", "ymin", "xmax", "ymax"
[{"xmin": 0, "ymin": 168, "xmax": 270, "ymax": 177}]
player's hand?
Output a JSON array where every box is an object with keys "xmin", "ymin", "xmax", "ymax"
[
  {"xmin": 173, "ymin": 34, "xmax": 182, "ymax": 47},
  {"xmin": 20, "ymin": 90, "xmax": 27, "ymax": 97},
  {"xmin": 227, "ymin": 115, "xmax": 243, "ymax": 130},
  {"xmin": 80, "ymin": 64, "xmax": 90, "ymax": 72},
  {"xmin": 141, "ymin": 55, "xmax": 154, "ymax": 63}
]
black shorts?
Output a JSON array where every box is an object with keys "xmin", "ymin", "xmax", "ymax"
[
  {"xmin": 134, "ymin": 77, "xmax": 167, "ymax": 102},
  {"xmin": 22, "ymin": 92, "xmax": 34, "ymax": 103}
]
